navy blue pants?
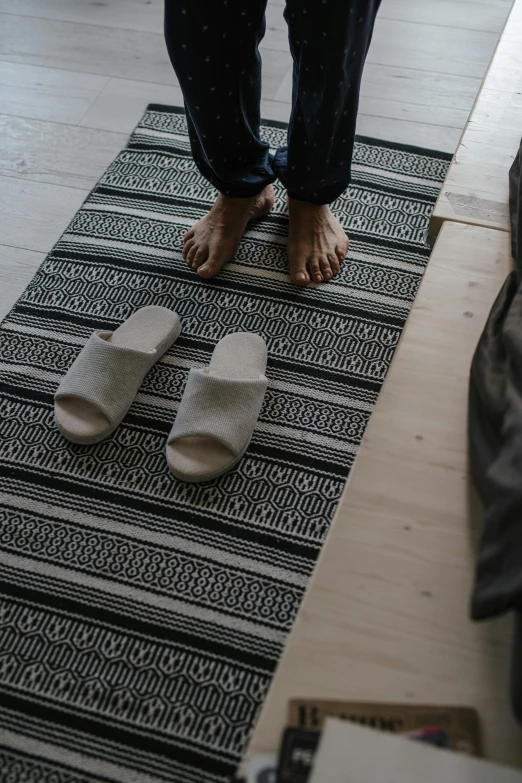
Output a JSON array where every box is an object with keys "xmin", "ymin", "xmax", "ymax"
[{"xmin": 164, "ymin": 0, "xmax": 381, "ymax": 205}]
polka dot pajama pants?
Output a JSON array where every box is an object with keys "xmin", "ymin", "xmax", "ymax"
[{"xmin": 164, "ymin": 0, "xmax": 382, "ymax": 205}]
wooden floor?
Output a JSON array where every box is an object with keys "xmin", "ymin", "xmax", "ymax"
[
  {"xmin": 430, "ymin": 0, "xmax": 522, "ymax": 235},
  {"xmin": 0, "ymin": 0, "xmax": 513, "ymax": 320}
]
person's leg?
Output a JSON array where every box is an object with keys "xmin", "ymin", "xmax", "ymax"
[
  {"xmin": 164, "ymin": 0, "xmax": 274, "ymax": 278},
  {"xmin": 277, "ymin": 0, "xmax": 381, "ymax": 285}
]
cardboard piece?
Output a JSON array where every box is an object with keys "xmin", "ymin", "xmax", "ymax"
[
  {"xmin": 309, "ymin": 719, "xmax": 522, "ymax": 783},
  {"xmin": 288, "ymin": 699, "xmax": 482, "ymax": 756}
]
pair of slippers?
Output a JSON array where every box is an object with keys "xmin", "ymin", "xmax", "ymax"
[{"xmin": 54, "ymin": 306, "xmax": 268, "ymax": 483}]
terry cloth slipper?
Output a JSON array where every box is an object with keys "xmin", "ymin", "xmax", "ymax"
[
  {"xmin": 54, "ymin": 305, "xmax": 181, "ymax": 445},
  {"xmin": 166, "ymin": 332, "xmax": 268, "ymax": 482}
]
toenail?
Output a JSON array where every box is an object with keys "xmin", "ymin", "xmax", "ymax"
[
  {"xmin": 296, "ymin": 272, "xmax": 307, "ymax": 282},
  {"xmin": 325, "ymin": 270, "xmax": 332, "ymax": 279}
]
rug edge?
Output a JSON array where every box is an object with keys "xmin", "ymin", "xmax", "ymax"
[
  {"xmin": 145, "ymin": 103, "xmax": 453, "ymax": 160},
  {"xmin": 145, "ymin": 103, "xmax": 454, "ymax": 161}
]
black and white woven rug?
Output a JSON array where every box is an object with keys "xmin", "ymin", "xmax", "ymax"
[{"xmin": 0, "ymin": 106, "xmax": 450, "ymax": 783}]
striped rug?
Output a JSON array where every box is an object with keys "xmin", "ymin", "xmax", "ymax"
[{"xmin": 0, "ymin": 105, "xmax": 450, "ymax": 783}]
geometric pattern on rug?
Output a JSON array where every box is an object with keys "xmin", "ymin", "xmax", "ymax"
[{"xmin": 0, "ymin": 105, "xmax": 451, "ymax": 783}]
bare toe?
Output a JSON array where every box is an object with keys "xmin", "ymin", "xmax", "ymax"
[
  {"xmin": 197, "ymin": 255, "xmax": 225, "ymax": 279},
  {"xmin": 328, "ymin": 254, "xmax": 340, "ymax": 276},
  {"xmin": 183, "ymin": 228, "xmax": 195, "ymax": 245},
  {"xmin": 289, "ymin": 256, "xmax": 310, "ymax": 286},
  {"xmin": 182, "ymin": 238, "xmax": 195, "ymax": 262},
  {"xmin": 309, "ymin": 258, "xmax": 323, "ymax": 283},
  {"xmin": 336, "ymin": 240, "xmax": 349, "ymax": 263},
  {"xmin": 193, "ymin": 247, "xmax": 209, "ymax": 270},
  {"xmin": 186, "ymin": 244, "xmax": 198, "ymax": 266},
  {"xmin": 320, "ymin": 256, "xmax": 333, "ymax": 281}
]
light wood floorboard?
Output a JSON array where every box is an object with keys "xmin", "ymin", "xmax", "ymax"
[
  {"xmin": 0, "ymin": 245, "xmax": 46, "ymax": 321},
  {"xmin": 431, "ymin": 0, "xmax": 522, "ymax": 234},
  {"xmin": 0, "ymin": 61, "xmax": 108, "ymax": 124},
  {"xmin": 0, "ymin": 0, "xmax": 511, "ymax": 36},
  {"xmin": 0, "ymin": 175, "xmax": 89, "ymax": 254},
  {"xmin": 0, "ymin": 114, "xmax": 128, "ymax": 190},
  {"xmin": 78, "ymin": 77, "xmax": 184, "ymax": 134}
]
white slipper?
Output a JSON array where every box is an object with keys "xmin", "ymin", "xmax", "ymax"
[
  {"xmin": 54, "ymin": 305, "xmax": 181, "ymax": 444},
  {"xmin": 166, "ymin": 332, "xmax": 268, "ymax": 483}
]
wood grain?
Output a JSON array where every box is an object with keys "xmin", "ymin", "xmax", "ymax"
[
  {"xmin": 0, "ymin": 14, "xmax": 291, "ymax": 99},
  {"xmin": 0, "ymin": 176, "xmax": 88, "ymax": 253},
  {"xmin": 0, "ymin": 114, "xmax": 127, "ymax": 190},
  {"xmin": 0, "ymin": 61, "xmax": 108, "ymax": 124},
  {"xmin": 2, "ymin": 0, "xmax": 506, "ymax": 33},
  {"xmin": 0, "ymin": 0, "xmax": 164, "ymax": 34},
  {"xmin": 355, "ymin": 116, "xmax": 461, "ymax": 153},
  {"xmin": 367, "ymin": 18, "xmax": 498, "ymax": 79},
  {"xmin": 276, "ymin": 63, "xmax": 481, "ymax": 122},
  {"xmin": 378, "ymin": 0, "xmax": 512, "ymax": 33},
  {"xmin": 78, "ymin": 78, "xmax": 184, "ymax": 134},
  {"xmin": 0, "ymin": 245, "xmax": 45, "ymax": 321},
  {"xmin": 0, "ymin": 14, "xmax": 177, "ymax": 85}
]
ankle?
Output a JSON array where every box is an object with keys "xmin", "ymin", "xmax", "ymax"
[
  {"xmin": 219, "ymin": 185, "xmax": 273, "ymax": 205},
  {"xmin": 287, "ymin": 196, "xmax": 329, "ymax": 215},
  {"xmin": 217, "ymin": 193, "xmax": 257, "ymax": 206}
]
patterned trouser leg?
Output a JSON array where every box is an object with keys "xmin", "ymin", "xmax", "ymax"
[{"xmin": 164, "ymin": 0, "xmax": 381, "ymax": 204}]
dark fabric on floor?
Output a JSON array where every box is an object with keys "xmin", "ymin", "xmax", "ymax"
[
  {"xmin": 0, "ymin": 106, "xmax": 450, "ymax": 783},
  {"xmin": 469, "ymin": 137, "xmax": 522, "ymax": 725},
  {"xmin": 164, "ymin": 0, "xmax": 382, "ymax": 204},
  {"xmin": 470, "ymin": 139, "xmax": 522, "ymax": 622}
]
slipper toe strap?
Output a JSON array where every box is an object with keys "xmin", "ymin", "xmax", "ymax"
[
  {"xmin": 168, "ymin": 369, "xmax": 268, "ymax": 457},
  {"xmin": 54, "ymin": 331, "xmax": 156, "ymax": 425}
]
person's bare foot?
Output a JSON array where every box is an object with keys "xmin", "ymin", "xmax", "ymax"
[
  {"xmin": 182, "ymin": 185, "xmax": 275, "ymax": 279},
  {"xmin": 287, "ymin": 198, "xmax": 349, "ymax": 286}
]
